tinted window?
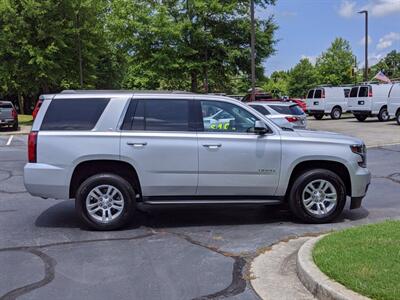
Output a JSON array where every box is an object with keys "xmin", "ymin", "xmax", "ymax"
[
  {"xmin": 314, "ymin": 89, "xmax": 322, "ymax": 98},
  {"xmin": 250, "ymin": 105, "xmax": 270, "ymax": 115},
  {"xmin": 0, "ymin": 103, "xmax": 12, "ymax": 109},
  {"xmin": 202, "ymin": 101, "xmax": 257, "ymax": 132},
  {"xmin": 306, "ymin": 90, "xmax": 314, "ymax": 98},
  {"xmin": 41, "ymin": 98, "xmax": 109, "ymax": 131},
  {"xmin": 358, "ymin": 86, "xmax": 368, "ymax": 97},
  {"xmin": 344, "ymin": 89, "xmax": 350, "ymax": 98},
  {"xmin": 269, "ymin": 105, "xmax": 304, "ymax": 116},
  {"xmin": 350, "ymin": 87, "xmax": 358, "ymax": 98},
  {"xmin": 122, "ymin": 99, "xmax": 191, "ymax": 131}
]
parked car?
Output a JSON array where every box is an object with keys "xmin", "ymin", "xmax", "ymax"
[
  {"xmin": 306, "ymin": 86, "xmax": 351, "ymax": 120},
  {"xmin": 388, "ymin": 83, "xmax": 400, "ymax": 125},
  {"xmin": 0, "ymin": 101, "xmax": 18, "ymax": 130},
  {"xmin": 24, "ymin": 90, "xmax": 370, "ymax": 230},
  {"xmin": 242, "ymin": 92, "xmax": 274, "ymax": 102},
  {"xmin": 348, "ymin": 83, "xmax": 393, "ymax": 122},
  {"xmin": 287, "ymin": 98, "xmax": 307, "ymax": 112},
  {"xmin": 248, "ymin": 102, "xmax": 307, "ymax": 129}
]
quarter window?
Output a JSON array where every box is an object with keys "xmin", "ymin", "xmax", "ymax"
[
  {"xmin": 41, "ymin": 98, "xmax": 109, "ymax": 131},
  {"xmin": 201, "ymin": 101, "xmax": 257, "ymax": 133}
]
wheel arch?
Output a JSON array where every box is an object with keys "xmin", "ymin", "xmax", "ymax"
[
  {"xmin": 69, "ymin": 160, "xmax": 141, "ymax": 199},
  {"xmin": 285, "ymin": 160, "xmax": 351, "ymax": 199}
]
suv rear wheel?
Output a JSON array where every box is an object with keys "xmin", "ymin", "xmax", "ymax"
[
  {"xmin": 378, "ymin": 107, "xmax": 390, "ymax": 122},
  {"xmin": 76, "ymin": 173, "xmax": 136, "ymax": 230},
  {"xmin": 330, "ymin": 107, "xmax": 342, "ymax": 120},
  {"xmin": 288, "ymin": 169, "xmax": 346, "ymax": 223},
  {"xmin": 354, "ymin": 114, "xmax": 367, "ymax": 122}
]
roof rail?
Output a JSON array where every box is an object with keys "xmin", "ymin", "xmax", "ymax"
[{"xmin": 60, "ymin": 89, "xmax": 193, "ymax": 94}]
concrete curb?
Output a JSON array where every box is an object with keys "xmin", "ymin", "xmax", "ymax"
[{"xmin": 296, "ymin": 235, "xmax": 370, "ymax": 300}]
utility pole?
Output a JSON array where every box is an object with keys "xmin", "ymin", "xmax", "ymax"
[
  {"xmin": 250, "ymin": 0, "xmax": 256, "ymax": 101},
  {"xmin": 358, "ymin": 10, "xmax": 368, "ymax": 82}
]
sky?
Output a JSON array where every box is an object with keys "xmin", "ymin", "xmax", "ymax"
[{"xmin": 260, "ymin": 0, "xmax": 400, "ymax": 75}]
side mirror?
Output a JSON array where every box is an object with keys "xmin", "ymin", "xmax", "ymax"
[{"xmin": 254, "ymin": 120, "xmax": 269, "ymax": 135}]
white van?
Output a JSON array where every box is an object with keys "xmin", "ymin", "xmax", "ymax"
[
  {"xmin": 306, "ymin": 86, "xmax": 351, "ymax": 120},
  {"xmin": 348, "ymin": 83, "xmax": 393, "ymax": 122},
  {"xmin": 388, "ymin": 83, "xmax": 400, "ymax": 124}
]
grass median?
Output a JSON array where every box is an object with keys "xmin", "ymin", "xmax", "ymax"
[
  {"xmin": 313, "ymin": 220, "xmax": 400, "ymax": 300},
  {"xmin": 18, "ymin": 114, "xmax": 33, "ymax": 126}
]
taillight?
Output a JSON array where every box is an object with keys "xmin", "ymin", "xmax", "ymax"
[
  {"xmin": 368, "ymin": 87, "xmax": 373, "ymax": 97},
  {"xmin": 12, "ymin": 108, "xmax": 17, "ymax": 119},
  {"xmin": 321, "ymin": 90, "xmax": 325, "ymax": 98},
  {"xmin": 285, "ymin": 116, "xmax": 299, "ymax": 122},
  {"xmin": 32, "ymin": 100, "xmax": 42, "ymax": 120},
  {"xmin": 28, "ymin": 131, "xmax": 38, "ymax": 163}
]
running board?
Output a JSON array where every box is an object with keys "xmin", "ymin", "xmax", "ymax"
[{"xmin": 142, "ymin": 196, "xmax": 283, "ymax": 205}]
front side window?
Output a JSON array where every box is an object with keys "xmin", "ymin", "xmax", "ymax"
[
  {"xmin": 201, "ymin": 101, "xmax": 257, "ymax": 132},
  {"xmin": 122, "ymin": 99, "xmax": 191, "ymax": 131},
  {"xmin": 306, "ymin": 90, "xmax": 314, "ymax": 99},
  {"xmin": 358, "ymin": 86, "xmax": 368, "ymax": 97},
  {"xmin": 350, "ymin": 87, "xmax": 359, "ymax": 98},
  {"xmin": 41, "ymin": 98, "xmax": 109, "ymax": 131}
]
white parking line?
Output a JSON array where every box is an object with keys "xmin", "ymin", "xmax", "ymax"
[{"xmin": 6, "ymin": 135, "xmax": 13, "ymax": 146}]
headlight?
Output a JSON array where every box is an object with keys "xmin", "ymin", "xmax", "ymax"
[{"xmin": 350, "ymin": 144, "xmax": 367, "ymax": 168}]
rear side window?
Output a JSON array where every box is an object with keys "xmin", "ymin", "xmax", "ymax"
[
  {"xmin": 306, "ymin": 90, "xmax": 314, "ymax": 98},
  {"xmin": 41, "ymin": 98, "xmax": 109, "ymax": 131},
  {"xmin": 122, "ymin": 99, "xmax": 193, "ymax": 131},
  {"xmin": 358, "ymin": 86, "xmax": 368, "ymax": 97},
  {"xmin": 314, "ymin": 89, "xmax": 322, "ymax": 98},
  {"xmin": 350, "ymin": 87, "xmax": 358, "ymax": 98},
  {"xmin": 269, "ymin": 105, "xmax": 304, "ymax": 115},
  {"xmin": 0, "ymin": 103, "xmax": 12, "ymax": 109},
  {"xmin": 250, "ymin": 105, "xmax": 270, "ymax": 115}
]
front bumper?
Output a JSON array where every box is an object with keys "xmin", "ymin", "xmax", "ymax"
[{"xmin": 349, "ymin": 166, "xmax": 371, "ymax": 209}]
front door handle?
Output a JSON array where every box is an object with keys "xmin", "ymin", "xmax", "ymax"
[
  {"xmin": 127, "ymin": 142, "xmax": 147, "ymax": 148},
  {"xmin": 203, "ymin": 144, "xmax": 222, "ymax": 149}
]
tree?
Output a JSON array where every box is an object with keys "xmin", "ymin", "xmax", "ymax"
[
  {"xmin": 0, "ymin": 0, "xmax": 120, "ymax": 112},
  {"xmin": 288, "ymin": 58, "xmax": 320, "ymax": 98},
  {"xmin": 315, "ymin": 38, "xmax": 354, "ymax": 86},
  {"xmin": 108, "ymin": 0, "xmax": 277, "ymax": 93},
  {"xmin": 371, "ymin": 50, "xmax": 400, "ymax": 80},
  {"xmin": 262, "ymin": 70, "xmax": 289, "ymax": 97}
]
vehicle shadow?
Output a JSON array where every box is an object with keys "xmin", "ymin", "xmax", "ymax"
[{"xmin": 35, "ymin": 200, "xmax": 369, "ymax": 230}]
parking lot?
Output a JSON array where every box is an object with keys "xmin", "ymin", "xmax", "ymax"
[{"xmin": 1, "ymin": 119, "xmax": 400, "ymax": 300}]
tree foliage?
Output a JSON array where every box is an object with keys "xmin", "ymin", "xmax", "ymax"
[
  {"xmin": 288, "ymin": 58, "xmax": 320, "ymax": 98},
  {"xmin": 370, "ymin": 50, "xmax": 400, "ymax": 80}
]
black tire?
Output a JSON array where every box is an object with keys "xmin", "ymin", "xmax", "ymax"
[
  {"xmin": 12, "ymin": 121, "xmax": 18, "ymax": 131},
  {"xmin": 330, "ymin": 107, "xmax": 342, "ymax": 120},
  {"xmin": 288, "ymin": 169, "xmax": 346, "ymax": 224},
  {"xmin": 313, "ymin": 114, "xmax": 324, "ymax": 120},
  {"xmin": 396, "ymin": 110, "xmax": 400, "ymax": 125},
  {"xmin": 377, "ymin": 107, "xmax": 390, "ymax": 122},
  {"xmin": 354, "ymin": 114, "xmax": 367, "ymax": 122},
  {"xmin": 75, "ymin": 173, "xmax": 136, "ymax": 230}
]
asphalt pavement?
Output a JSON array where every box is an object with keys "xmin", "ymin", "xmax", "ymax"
[{"xmin": 0, "ymin": 135, "xmax": 399, "ymax": 300}]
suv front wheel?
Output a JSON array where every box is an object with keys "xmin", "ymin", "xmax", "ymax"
[
  {"xmin": 288, "ymin": 169, "xmax": 346, "ymax": 223},
  {"xmin": 76, "ymin": 173, "xmax": 136, "ymax": 230}
]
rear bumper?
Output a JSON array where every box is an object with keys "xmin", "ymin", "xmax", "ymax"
[
  {"xmin": 0, "ymin": 119, "xmax": 16, "ymax": 126},
  {"xmin": 24, "ymin": 163, "xmax": 69, "ymax": 200}
]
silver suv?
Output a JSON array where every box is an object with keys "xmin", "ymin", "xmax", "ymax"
[{"xmin": 24, "ymin": 91, "xmax": 371, "ymax": 230}]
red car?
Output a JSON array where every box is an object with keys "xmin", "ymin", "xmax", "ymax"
[
  {"xmin": 287, "ymin": 98, "xmax": 307, "ymax": 112},
  {"xmin": 32, "ymin": 98, "xmax": 43, "ymax": 120}
]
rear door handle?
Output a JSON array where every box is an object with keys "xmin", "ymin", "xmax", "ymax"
[
  {"xmin": 203, "ymin": 144, "xmax": 222, "ymax": 149},
  {"xmin": 127, "ymin": 142, "xmax": 147, "ymax": 148}
]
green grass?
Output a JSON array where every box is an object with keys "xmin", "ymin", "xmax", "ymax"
[
  {"xmin": 18, "ymin": 114, "xmax": 33, "ymax": 126},
  {"xmin": 313, "ymin": 220, "xmax": 400, "ymax": 300}
]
